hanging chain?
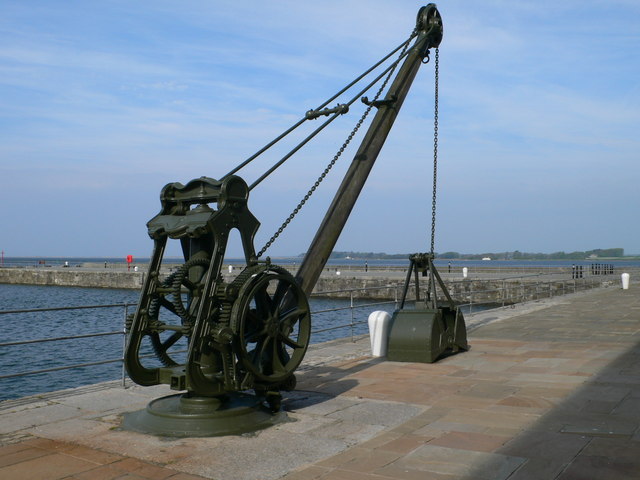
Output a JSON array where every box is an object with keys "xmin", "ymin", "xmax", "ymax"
[
  {"xmin": 430, "ymin": 48, "xmax": 439, "ymax": 256},
  {"xmin": 257, "ymin": 32, "xmax": 416, "ymax": 258}
]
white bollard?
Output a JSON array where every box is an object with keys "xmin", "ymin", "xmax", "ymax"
[
  {"xmin": 462, "ymin": 267, "xmax": 468, "ymax": 278},
  {"xmin": 621, "ymin": 273, "xmax": 630, "ymax": 290},
  {"xmin": 368, "ymin": 311, "xmax": 392, "ymax": 357},
  {"xmin": 228, "ymin": 265, "xmax": 233, "ymax": 273},
  {"xmin": 134, "ymin": 266, "xmax": 138, "ymax": 272}
]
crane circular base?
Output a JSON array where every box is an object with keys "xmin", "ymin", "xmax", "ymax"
[{"xmin": 121, "ymin": 392, "xmax": 286, "ymax": 437}]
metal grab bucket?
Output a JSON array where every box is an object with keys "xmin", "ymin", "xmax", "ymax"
[{"xmin": 387, "ymin": 306, "xmax": 468, "ymax": 363}]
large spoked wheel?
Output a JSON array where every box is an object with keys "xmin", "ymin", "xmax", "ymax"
[
  {"xmin": 149, "ymin": 258, "xmax": 209, "ymax": 367},
  {"xmin": 148, "ymin": 272, "xmax": 183, "ymax": 367},
  {"xmin": 231, "ymin": 265, "xmax": 311, "ymax": 384}
]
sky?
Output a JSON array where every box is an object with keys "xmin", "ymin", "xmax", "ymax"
[{"xmin": 1, "ymin": 0, "xmax": 639, "ymax": 259}]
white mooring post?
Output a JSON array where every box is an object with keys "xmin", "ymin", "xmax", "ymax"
[
  {"xmin": 621, "ymin": 273, "xmax": 630, "ymax": 290},
  {"xmin": 368, "ymin": 311, "xmax": 392, "ymax": 357}
]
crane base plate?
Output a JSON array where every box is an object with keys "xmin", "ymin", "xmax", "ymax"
[{"xmin": 121, "ymin": 392, "xmax": 286, "ymax": 437}]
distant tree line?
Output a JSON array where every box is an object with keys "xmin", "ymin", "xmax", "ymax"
[
  {"xmin": 438, "ymin": 248, "xmax": 625, "ymax": 260},
  {"xmin": 318, "ymin": 248, "xmax": 625, "ymax": 260},
  {"xmin": 326, "ymin": 251, "xmax": 409, "ymax": 259}
]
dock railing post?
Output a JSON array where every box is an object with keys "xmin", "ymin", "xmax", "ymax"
[
  {"xmin": 122, "ymin": 303, "xmax": 128, "ymax": 388},
  {"xmin": 350, "ymin": 291, "xmax": 355, "ymax": 342}
]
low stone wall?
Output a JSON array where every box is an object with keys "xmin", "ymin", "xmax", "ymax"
[
  {"xmin": 446, "ymin": 278, "xmax": 607, "ymax": 305},
  {"xmin": 302, "ymin": 276, "xmax": 608, "ymax": 305},
  {"xmin": 0, "ymin": 268, "xmax": 144, "ymax": 290},
  {"xmin": 0, "ymin": 267, "xmax": 610, "ymax": 305},
  {"xmin": 313, "ymin": 277, "xmax": 401, "ymax": 299}
]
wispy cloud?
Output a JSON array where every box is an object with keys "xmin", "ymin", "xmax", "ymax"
[{"xmin": 1, "ymin": 1, "xmax": 639, "ymax": 256}]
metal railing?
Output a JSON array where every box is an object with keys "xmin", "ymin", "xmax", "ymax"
[
  {"xmin": 458, "ymin": 276, "xmax": 604, "ymax": 314},
  {"xmin": 309, "ymin": 285, "xmax": 399, "ymax": 340},
  {"xmin": 0, "ymin": 303, "xmax": 131, "ymax": 383},
  {"xmin": 0, "ymin": 290, "xmax": 399, "ymax": 386},
  {"xmin": 0, "ymin": 274, "xmax": 624, "ymax": 391}
]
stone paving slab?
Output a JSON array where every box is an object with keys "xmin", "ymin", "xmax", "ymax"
[{"xmin": 1, "ymin": 286, "xmax": 639, "ymax": 479}]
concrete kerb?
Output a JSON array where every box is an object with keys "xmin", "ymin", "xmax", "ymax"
[{"xmin": 0, "ymin": 344, "xmax": 423, "ymax": 480}]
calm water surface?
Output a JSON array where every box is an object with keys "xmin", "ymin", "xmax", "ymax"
[
  {"xmin": 0, "ymin": 284, "xmax": 397, "ymax": 401},
  {"xmin": 4, "ymin": 254, "xmax": 624, "ymax": 401}
]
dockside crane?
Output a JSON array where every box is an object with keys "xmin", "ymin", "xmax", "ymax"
[{"xmin": 123, "ymin": 4, "xmax": 467, "ymax": 437}]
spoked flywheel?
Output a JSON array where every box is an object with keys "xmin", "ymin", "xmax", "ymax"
[
  {"xmin": 148, "ymin": 272, "xmax": 180, "ymax": 366},
  {"xmin": 230, "ymin": 264, "xmax": 311, "ymax": 384},
  {"xmin": 149, "ymin": 257, "xmax": 210, "ymax": 366}
]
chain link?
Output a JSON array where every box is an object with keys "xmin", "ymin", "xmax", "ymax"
[
  {"xmin": 430, "ymin": 48, "xmax": 439, "ymax": 256},
  {"xmin": 257, "ymin": 33, "xmax": 416, "ymax": 258}
]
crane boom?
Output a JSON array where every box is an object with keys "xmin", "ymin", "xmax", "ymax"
[{"xmin": 295, "ymin": 5, "xmax": 443, "ymax": 295}]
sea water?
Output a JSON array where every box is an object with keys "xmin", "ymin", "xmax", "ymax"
[
  {"xmin": 0, "ymin": 284, "xmax": 396, "ymax": 401},
  {"xmin": 3, "ymin": 255, "xmax": 637, "ymax": 401}
]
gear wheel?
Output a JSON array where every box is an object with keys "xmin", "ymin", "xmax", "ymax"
[
  {"xmin": 148, "ymin": 272, "xmax": 185, "ymax": 367},
  {"xmin": 171, "ymin": 257, "xmax": 210, "ymax": 321}
]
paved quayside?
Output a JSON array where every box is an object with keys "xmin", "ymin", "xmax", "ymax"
[{"xmin": 1, "ymin": 286, "xmax": 639, "ymax": 479}]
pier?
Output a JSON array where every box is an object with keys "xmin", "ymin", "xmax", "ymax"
[
  {"xmin": 1, "ymin": 285, "xmax": 638, "ymax": 479},
  {"xmin": 0, "ymin": 262, "xmax": 628, "ymax": 306}
]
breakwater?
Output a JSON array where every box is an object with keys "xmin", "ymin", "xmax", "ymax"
[
  {"xmin": 314, "ymin": 275, "xmax": 615, "ymax": 306},
  {"xmin": 0, "ymin": 268, "xmax": 144, "ymax": 290},
  {"xmin": 0, "ymin": 264, "xmax": 625, "ymax": 305}
]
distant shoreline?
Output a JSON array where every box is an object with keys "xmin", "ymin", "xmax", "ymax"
[
  {"xmin": 3, "ymin": 254, "xmax": 640, "ymax": 261},
  {"xmin": 2, "ymin": 256, "xmax": 640, "ymax": 267}
]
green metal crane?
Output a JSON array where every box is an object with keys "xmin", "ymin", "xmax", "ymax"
[{"xmin": 123, "ymin": 4, "xmax": 466, "ymax": 437}]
